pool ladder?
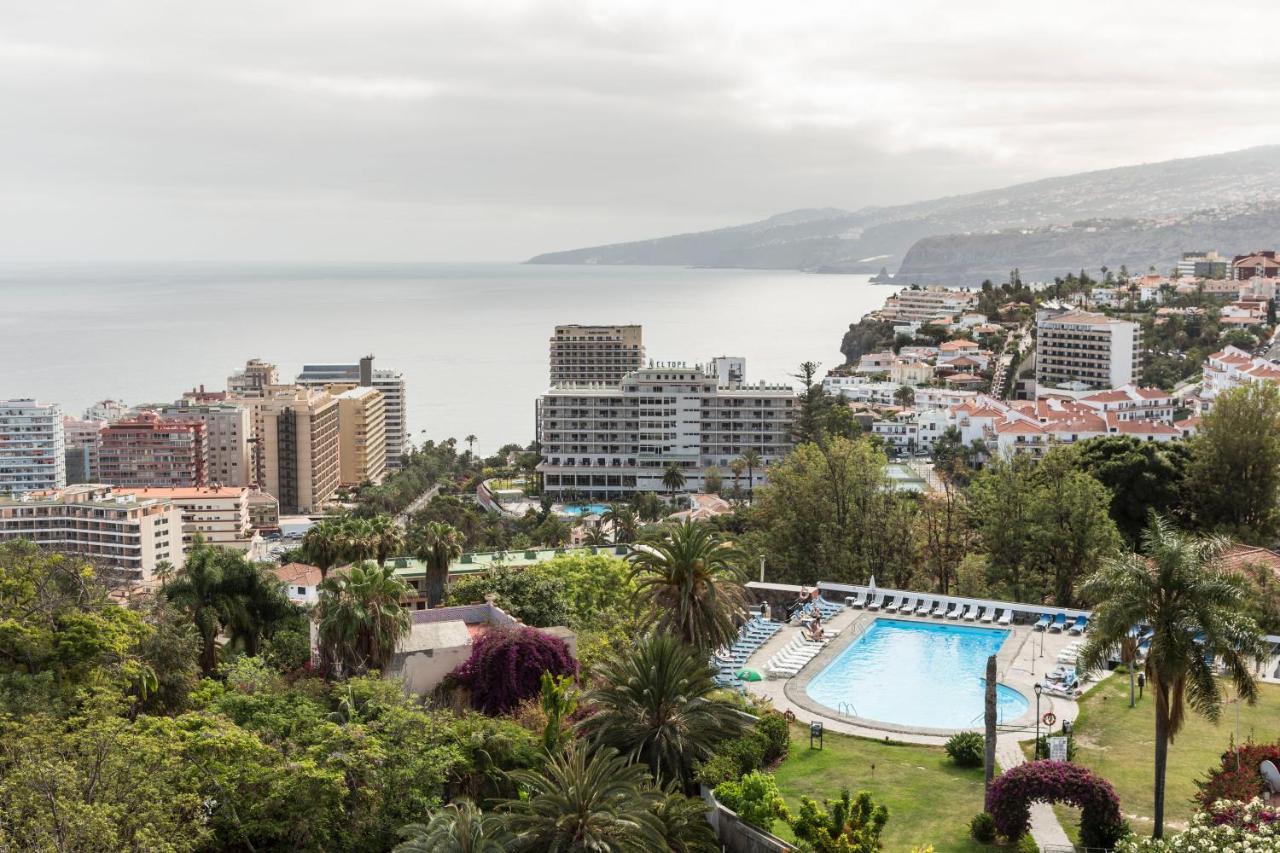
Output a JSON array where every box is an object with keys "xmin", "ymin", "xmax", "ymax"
[{"xmin": 837, "ymin": 701, "xmax": 859, "ymax": 718}]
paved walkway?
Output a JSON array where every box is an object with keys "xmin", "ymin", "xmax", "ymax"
[{"xmin": 996, "ymin": 737, "xmax": 1073, "ymax": 850}]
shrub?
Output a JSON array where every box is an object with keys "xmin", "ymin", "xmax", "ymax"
[
  {"xmin": 945, "ymin": 731, "xmax": 985, "ymax": 768},
  {"xmin": 1117, "ymin": 797, "xmax": 1278, "ymax": 851},
  {"xmin": 695, "ymin": 712, "xmax": 792, "ymax": 786},
  {"xmin": 969, "ymin": 811, "xmax": 997, "ymax": 843},
  {"xmin": 1194, "ymin": 739, "xmax": 1280, "ymax": 809},
  {"xmin": 448, "ymin": 627, "xmax": 578, "ymax": 715},
  {"xmin": 986, "ymin": 760, "xmax": 1125, "ymax": 849},
  {"xmin": 787, "ymin": 788, "xmax": 888, "ymax": 853},
  {"xmin": 756, "ymin": 712, "xmax": 791, "ymax": 765},
  {"xmin": 714, "ymin": 770, "xmax": 789, "ymax": 832}
]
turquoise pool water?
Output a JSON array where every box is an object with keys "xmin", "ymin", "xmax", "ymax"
[
  {"xmin": 559, "ymin": 503, "xmax": 610, "ymax": 517},
  {"xmin": 806, "ymin": 618, "xmax": 1029, "ymax": 729}
]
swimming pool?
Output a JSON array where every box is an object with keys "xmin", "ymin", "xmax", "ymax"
[
  {"xmin": 805, "ymin": 618, "xmax": 1029, "ymax": 730},
  {"xmin": 558, "ymin": 503, "xmax": 610, "ymax": 517}
]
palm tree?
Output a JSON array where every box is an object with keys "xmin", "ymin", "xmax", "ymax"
[
  {"xmin": 652, "ymin": 785, "xmax": 719, "ymax": 853},
  {"xmin": 893, "ymin": 385, "xmax": 915, "ymax": 408},
  {"xmin": 661, "ymin": 463, "xmax": 686, "ymax": 499},
  {"xmin": 164, "ymin": 538, "xmax": 233, "ymax": 675},
  {"xmin": 315, "ymin": 561, "xmax": 412, "ymax": 676},
  {"xmin": 340, "ymin": 517, "xmax": 377, "ymax": 564},
  {"xmin": 602, "ymin": 504, "xmax": 638, "ymax": 543},
  {"xmin": 368, "ymin": 514, "xmax": 405, "ymax": 567},
  {"xmin": 729, "ymin": 458, "xmax": 746, "ymax": 503},
  {"xmin": 629, "ymin": 520, "xmax": 748, "ymax": 652},
  {"xmin": 465, "ymin": 434, "xmax": 478, "ymax": 459},
  {"xmin": 634, "ymin": 492, "xmax": 664, "ymax": 523},
  {"xmin": 579, "ymin": 633, "xmax": 748, "ymax": 786},
  {"xmin": 498, "ymin": 746, "xmax": 663, "ymax": 852},
  {"xmin": 302, "ymin": 519, "xmax": 346, "ymax": 579},
  {"xmin": 1077, "ymin": 517, "xmax": 1267, "ymax": 839},
  {"xmin": 739, "ymin": 448, "xmax": 762, "ymax": 503},
  {"xmin": 409, "ymin": 520, "xmax": 464, "ymax": 607},
  {"xmin": 395, "ymin": 799, "xmax": 508, "ymax": 853},
  {"xmin": 583, "ymin": 526, "xmax": 610, "ymax": 547}
]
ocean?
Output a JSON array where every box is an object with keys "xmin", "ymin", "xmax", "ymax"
[{"xmin": 1, "ymin": 263, "xmax": 886, "ymax": 452}]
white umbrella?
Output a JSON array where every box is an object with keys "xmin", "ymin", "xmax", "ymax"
[{"xmin": 868, "ymin": 575, "xmax": 876, "ymax": 595}]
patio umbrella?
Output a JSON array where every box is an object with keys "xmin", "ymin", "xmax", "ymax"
[
  {"xmin": 867, "ymin": 575, "xmax": 876, "ymax": 595},
  {"xmin": 736, "ymin": 669, "xmax": 763, "ymax": 682}
]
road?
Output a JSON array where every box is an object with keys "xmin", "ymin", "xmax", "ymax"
[{"xmin": 396, "ymin": 482, "xmax": 442, "ymax": 528}]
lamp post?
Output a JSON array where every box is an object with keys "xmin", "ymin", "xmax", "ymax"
[{"xmin": 1034, "ymin": 683, "xmax": 1043, "ymax": 759}]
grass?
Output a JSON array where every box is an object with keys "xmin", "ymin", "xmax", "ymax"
[
  {"xmin": 1033, "ymin": 670, "xmax": 1280, "ymax": 838},
  {"xmin": 771, "ymin": 724, "xmax": 998, "ymax": 852}
]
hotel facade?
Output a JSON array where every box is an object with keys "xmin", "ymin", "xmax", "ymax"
[
  {"xmin": 1035, "ymin": 311, "xmax": 1141, "ymax": 391},
  {"xmin": 0, "ymin": 400, "xmax": 67, "ymax": 496}
]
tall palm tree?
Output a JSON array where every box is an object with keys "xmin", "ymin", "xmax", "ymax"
[
  {"xmin": 1077, "ymin": 516, "xmax": 1267, "ymax": 839},
  {"xmin": 368, "ymin": 514, "xmax": 405, "ymax": 567},
  {"xmin": 893, "ymin": 385, "xmax": 915, "ymax": 408},
  {"xmin": 340, "ymin": 517, "xmax": 377, "ymax": 564},
  {"xmin": 739, "ymin": 448, "xmax": 762, "ymax": 504},
  {"xmin": 315, "ymin": 561, "xmax": 411, "ymax": 676},
  {"xmin": 410, "ymin": 520, "xmax": 464, "ymax": 607},
  {"xmin": 578, "ymin": 633, "xmax": 748, "ymax": 786},
  {"xmin": 395, "ymin": 799, "xmax": 508, "ymax": 853},
  {"xmin": 661, "ymin": 463, "xmax": 686, "ymax": 499},
  {"xmin": 729, "ymin": 459, "xmax": 746, "ymax": 503},
  {"xmin": 465, "ymin": 434, "xmax": 478, "ymax": 458},
  {"xmin": 302, "ymin": 519, "xmax": 346, "ymax": 579},
  {"xmin": 634, "ymin": 492, "xmax": 664, "ymax": 523},
  {"xmin": 583, "ymin": 526, "xmax": 610, "ymax": 547},
  {"xmin": 602, "ymin": 504, "xmax": 638, "ymax": 543},
  {"xmin": 629, "ymin": 520, "xmax": 747, "ymax": 652},
  {"xmin": 164, "ymin": 538, "xmax": 233, "ymax": 675},
  {"xmin": 498, "ymin": 746, "xmax": 663, "ymax": 852}
]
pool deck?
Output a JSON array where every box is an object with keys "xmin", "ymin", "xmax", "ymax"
[{"xmin": 743, "ymin": 605, "xmax": 1090, "ymax": 746}]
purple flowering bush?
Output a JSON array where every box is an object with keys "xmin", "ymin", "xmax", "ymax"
[
  {"xmin": 986, "ymin": 760, "xmax": 1125, "ymax": 848},
  {"xmin": 449, "ymin": 627, "xmax": 578, "ymax": 714}
]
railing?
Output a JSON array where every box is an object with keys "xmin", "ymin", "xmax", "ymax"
[{"xmin": 837, "ymin": 701, "xmax": 859, "ymax": 717}]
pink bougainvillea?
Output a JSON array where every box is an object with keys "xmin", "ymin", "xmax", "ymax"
[
  {"xmin": 986, "ymin": 760, "xmax": 1125, "ymax": 848},
  {"xmin": 449, "ymin": 626, "xmax": 578, "ymax": 714}
]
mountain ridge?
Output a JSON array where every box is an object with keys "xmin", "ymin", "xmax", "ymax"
[{"xmin": 528, "ymin": 146, "xmax": 1280, "ymax": 282}]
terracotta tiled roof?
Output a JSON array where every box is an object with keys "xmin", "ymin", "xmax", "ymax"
[{"xmin": 274, "ymin": 562, "xmax": 323, "ymax": 588}]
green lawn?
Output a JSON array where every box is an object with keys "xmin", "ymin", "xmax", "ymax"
[
  {"xmin": 1039, "ymin": 670, "xmax": 1280, "ymax": 837},
  {"xmin": 772, "ymin": 724, "xmax": 996, "ymax": 852}
]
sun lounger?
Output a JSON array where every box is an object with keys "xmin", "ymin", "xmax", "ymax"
[
  {"xmin": 866, "ymin": 593, "xmax": 887, "ymax": 611},
  {"xmin": 1068, "ymin": 615, "xmax": 1088, "ymax": 635},
  {"xmin": 1033, "ymin": 613, "xmax": 1051, "ymax": 631},
  {"xmin": 1049, "ymin": 613, "xmax": 1067, "ymax": 633},
  {"xmin": 915, "ymin": 598, "xmax": 932, "ymax": 616},
  {"xmin": 980, "ymin": 607, "xmax": 994, "ymax": 623},
  {"xmin": 966, "ymin": 606, "xmax": 982, "ymax": 622},
  {"xmin": 930, "ymin": 600, "xmax": 946, "ymax": 617},
  {"xmin": 893, "ymin": 596, "xmax": 915, "ymax": 614},
  {"xmin": 943, "ymin": 602, "xmax": 961, "ymax": 619},
  {"xmin": 845, "ymin": 592, "xmax": 866, "ymax": 609},
  {"xmin": 998, "ymin": 609, "xmax": 1012, "ymax": 626},
  {"xmin": 956, "ymin": 605, "xmax": 973, "ymax": 621}
]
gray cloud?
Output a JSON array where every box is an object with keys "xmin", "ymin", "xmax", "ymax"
[{"xmin": 2, "ymin": 0, "xmax": 1278, "ymax": 262}]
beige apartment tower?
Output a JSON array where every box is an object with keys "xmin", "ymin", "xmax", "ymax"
[
  {"xmin": 330, "ymin": 385, "xmax": 388, "ymax": 487},
  {"xmin": 241, "ymin": 387, "xmax": 340, "ymax": 515},
  {"xmin": 549, "ymin": 325, "xmax": 645, "ymax": 386}
]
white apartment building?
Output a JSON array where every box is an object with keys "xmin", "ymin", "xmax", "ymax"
[
  {"xmin": 115, "ymin": 486, "xmax": 255, "ymax": 552},
  {"xmin": 83, "ymin": 399, "xmax": 130, "ymax": 422},
  {"xmin": 822, "ymin": 376, "xmax": 901, "ymax": 407},
  {"xmin": 537, "ymin": 361, "xmax": 795, "ymax": 500},
  {"xmin": 155, "ymin": 401, "xmax": 253, "ymax": 487},
  {"xmin": 297, "ymin": 356, "xmax": 407, "ymax": 470},
  {"xmin": 549, "ymin": 325, "xmax": 645, "ymax": 386},
  {"xmin": 1201, "ymin": 346, "xmax": 1280, "ymax": 407},
  {"xmin": 0, "ymin": 484, "xmax": 183, "ymax": 581},
  {"xmin": 0, "ymin": 400, "xmax": 66, "ymax": 496},
  {"xmin": 882, "ymin": 287, "xmax": 980, "ymax": 323},
  {"xmin": 1035, "ymin": 311, "xmax": 1141, "ymax": 391}
]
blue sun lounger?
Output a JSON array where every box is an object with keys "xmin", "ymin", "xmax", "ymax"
[
  {"xmin": 1068, "ymin": 615, "xmax": 1088, "ymax": 635},
  {"xmin": 1048, "ymin": 613, "xmax": 1068, "ymax": 633},
  {"xmin": 1033, "ymin": 613, "xmax": 1052, "ymax": 631}
]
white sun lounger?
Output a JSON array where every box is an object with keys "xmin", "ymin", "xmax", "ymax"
[
  {"xmin": 966, "ymin": 606, "xmax": 982, "ymax": 622},
  {"xmin": 930, "ymin": 600, "xmax": 946, "ymax": 617},
  {"xmin": 845, "ymin": 591, "xmax": 866, "ymax": 609},
  {"xmin": 980, "ymin": 607, "xmax": 995, "ymax": 623},
  {"xmin": 867, "ymin": 593, "xmax": 887, "ymax": 611},
  {"xmin": 914, "ymin": 598, "xmax": 932, "ymax": 616},
  {"xmin": 943, "ymin": 602, "xmax": 961, "ymax": 619},
  {"xmin": 894, "ymin": 595, "xmax": 915, "ymax": 614},
  {"xmin": 998, "ymin": 609, "xmax": 1012, "ymax": 625}
]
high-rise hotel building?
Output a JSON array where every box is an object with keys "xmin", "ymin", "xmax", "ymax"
[
  {"xmin": 97, "ymin": 412, "xmax": 208, "ymax": 488},
  {"xmin": 236, "ymin": 386, "xmax": 340, "ymax": 515},
  {"xmin": 0, "ymin": 400, "xmax": 67, "ymax": 496},
  {"xmin": 1035, "ymin": 311, "xmax": 1141, "ymax": 392},
  {"xmin": 549, "ymin": 325, "xmax": 645, "ymax": 386},
  {"xmin": 297, "ymin": 356, "xmax": 407, "ymax": 470},
  {"xmin": 536, "ymin": 358, "xmax": 795, "ymax": 501}
]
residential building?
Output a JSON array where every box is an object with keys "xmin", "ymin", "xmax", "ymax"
[
  {"xmin": 155, "ymin": 400, "xmax": 253, "ymax": 487},
  {"xmin": 0, "ymin": 400, "xmax": 67, "ymax": 496},
  {"xmin": 1201, "ymin": 345, "xmax": 1280, "ymax": 407},
  {"xmin": 853, "ymin": 351, "xmax": 898, "ymax": 375},
  {"xmin": 329, "ymin": 384, "xmax": 388, "ymax": 487},
  {"xmin": 247, "ymin": 489, "xmax": 280, "ymax": 531},
  {"xmin": 549, "ymin": 324, "xmax": 644, "ymax": 386},
  {"xmin": 296, "ymin": 356, "xmax": 407, "ymax": 470},
  {"xmin": 227, "ymin": 359, "xmax": 279, "ymax": 396},
  {"xmin": 62, "ymin": 417, "xmax": 104, "ymax": 485},
  {"xmin": 240, "ymin": 386, "xmax": 340, "ymax": 514},
  {"xmin": 1076, "ymin": 385, "xmax": 1175, "ymax": 421},
  {"xmin": 1035, "ymin": 311, "xmax": 1141, "ymax": 391},
  {"xmin": 536, "ymin": 360, "xmax": 795, "ymax": 501},
  {"xmin": 83, "ymin": 399, "xmax": 130, "ymax": 422},
  {"xmin": 1232, "ymin": 251, "xmax": 1280, "ymax": 281},
  {"xmin": 97, "ymin": 412, "xmax": 207, "ymax": 488},
  {"xmin": 0, "ymin": 484, "xmax": 182, "ymax": 581},
  {"xmin": 881, "ymin": 287, "xmax": 979, "ymax": 323},
  {"xmin": 1178, "ymin": 251, "xmax": 1229, "ymax": 280},
  {"xmin": 115, "ymin": 485, "xmax": 255, "ymax": 552},
  {"xmin": 275, "ymin": 562, "xmax": 322, "ymax": 605}
]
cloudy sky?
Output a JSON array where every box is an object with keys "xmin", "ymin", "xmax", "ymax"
[{"xmin": 3, "ymin": 0, "xmax": 1279, "ymax": 263}]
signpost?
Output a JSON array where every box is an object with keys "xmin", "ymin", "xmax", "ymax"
[
  {"xmin": 810, "ymin": 721, "xmax": 824, "ymax": 750},
  {"xmin": 1048, "ymin": 737, "xmax": 1068, "ymax": 762}
]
